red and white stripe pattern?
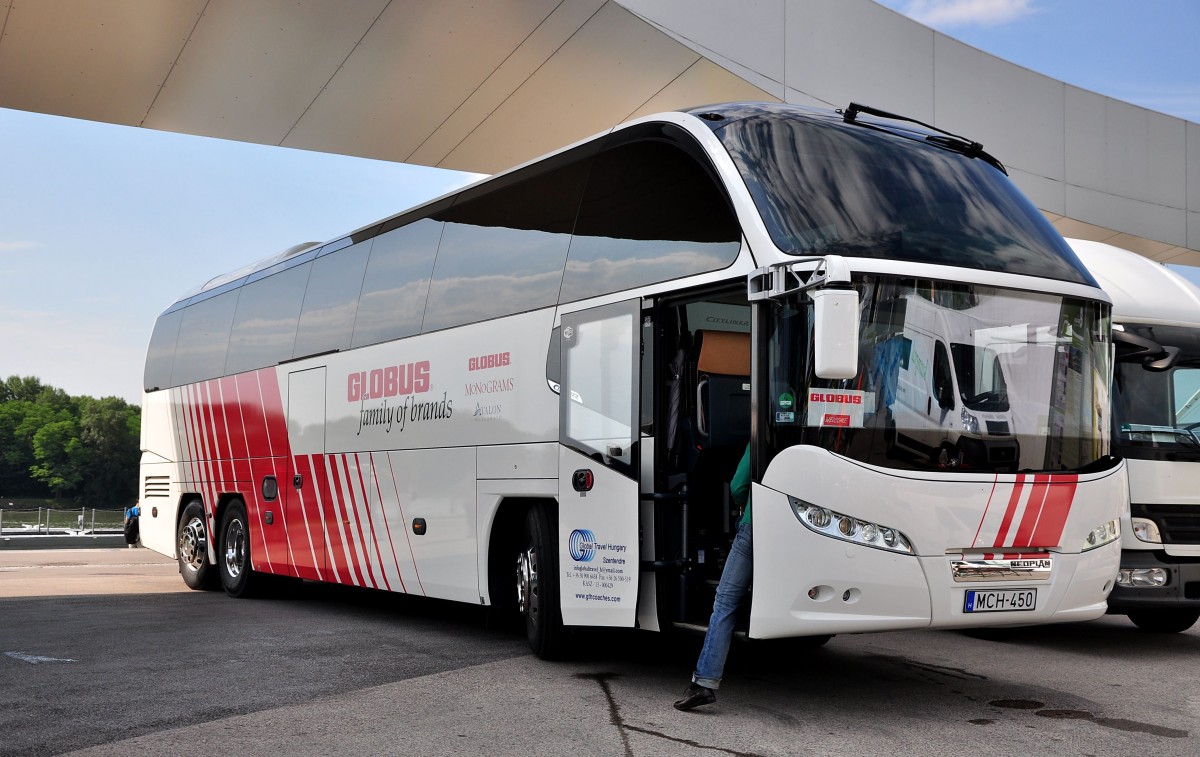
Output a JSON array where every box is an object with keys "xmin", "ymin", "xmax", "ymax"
[
  {"xmin": 970, "ymin": 473, "xmax": 1080, "ymax": 551},
  {"xmin": 169, "ymin": 369, "xmax": 424, "ymax": 594}
]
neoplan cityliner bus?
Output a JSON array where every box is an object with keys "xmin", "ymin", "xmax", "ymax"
[
  {"xmin": 1069, "ymin": 239, "xmax": 1200, "ymax": 633},
  {"xmin": 139, "ymin": 102, "xmax": 1125, "ymax": 658}
]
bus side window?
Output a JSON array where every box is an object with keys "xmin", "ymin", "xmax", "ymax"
[
  {"xmin": 293, "ymin": 241, "xmax": 371, "ymax": 359},
  {"xmin": 351, "ymin": 219, "xmax": 442, "ymax": 348},
  {"xmin": 171, "ymin": 290, "xmax": 239, "ymax": 387},
  {"xmin": 422, "ymin": 159, "xmax": 589, "ymax": 333},
  {"xmin": 561, "ymin": 136, "xmax": 740, "ymax": 304},
  {"xmin": 144, "ymin": 308, "xmax": 183, "ymax": 392},
  {"xmin": 225, "ymin": 262, "xmax": 310, "ymax": 374}
]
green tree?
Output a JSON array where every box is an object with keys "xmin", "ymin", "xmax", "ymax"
[
  {"xmin": 31, "ymin": 417, "xmax": 88, "ymax": 496},
  {"xmin": 78, "ymin": 396, "xmax": 140, "ymax": 504},
  {"xmin": 0, "ymin": 375, "xmax": 140, "ymax": 505}
]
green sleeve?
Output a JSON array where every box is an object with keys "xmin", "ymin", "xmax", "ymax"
[{"xmin": 730, "ymin": 444, "xmax": 752, "ymax": 510}]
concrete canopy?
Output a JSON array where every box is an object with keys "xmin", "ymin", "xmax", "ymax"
[{"xmin": 1, "ymin": 0, "xmax": 1197, "ymax": 265}]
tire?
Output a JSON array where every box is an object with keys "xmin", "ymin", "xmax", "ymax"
[
  {"xmin": 218, "ymin": 499, "xmax": 257, "ymax": 598},
  {"xmin": 1127, "ymin": 609, "xmax": 1200, "ymax": 633},
  {"xmin": 177, "ymin": 499, "xmax": 218, "ymax": 590},
  {"xmin": 516, "ymin": 505, "xmax": 566, "ymax": 659}
]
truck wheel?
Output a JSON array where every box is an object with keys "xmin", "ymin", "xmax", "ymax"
[
  {"xmin": 218, "ymin": 499, "xmax": 257, "ymax": 598},
  {"xmin": 516, "ymin": 504, "xmax": 566, "ymax": 659},
  {"xmin": 1127, "ymin": 609, "xmax": 1200, "ymax": 633},
  {"xmin": 178, "ymin": 499, "xmax": 218, "ymax": 590}
]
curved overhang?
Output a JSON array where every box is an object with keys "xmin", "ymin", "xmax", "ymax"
[{"xmin": 0, "ymin": 0, "xmax": 1195, "ymax": 265}]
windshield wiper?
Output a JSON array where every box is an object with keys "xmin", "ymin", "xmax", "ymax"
[{"xmin": 841, "ymin": 102, "xmax": 1007, "ymax": 175}]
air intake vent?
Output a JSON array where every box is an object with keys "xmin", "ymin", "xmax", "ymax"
[{"xmin": 143, "ymin": 475, "xmax": 170, "ymax": 498}]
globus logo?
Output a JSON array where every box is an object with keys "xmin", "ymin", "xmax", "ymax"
[
  {"xmin": 810, "ymin": 392, "xmax": 862, "ymax": 404},
  {"xmin": 468, "ymin": 352, "xmax": 510, "ymax": 371},
  {"xmin": 569, "ymin": 529, "xmax": 597, "ymax": 562},
  {"xmin": 347, "ymin": 361, "xmax": 431, "ymax": 402}
]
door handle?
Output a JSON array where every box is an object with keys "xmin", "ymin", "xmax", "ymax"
[{"xmin": 293, "ymin": 474, "xmax": 303, "ymax": 490}]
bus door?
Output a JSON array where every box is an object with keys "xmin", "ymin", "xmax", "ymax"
[
  {"xmin": 285, "ymin": 367, "xmax": 328, "ymax": 581},
  {"xmin": 557, "ymin": 300, "xmax": 642, "ymax": 628}
]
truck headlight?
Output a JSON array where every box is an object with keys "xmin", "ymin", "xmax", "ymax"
[
  {"xmin": 789, "ymin": 497, "xmax": 914, "ymax": 554},
  {"xmin": 960, "ymin": 408, "xmax": 979, "ymax": 434},
  {"xmin": 1131, "ymin": 517, "xmax": 1162, "ymax": 544},
  {"xmin": 1082, "ymin": 519, "xmax": 1119, "ymax": 552}
]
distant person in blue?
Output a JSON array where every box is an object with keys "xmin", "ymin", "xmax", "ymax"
[
  {"xmin": 123, "ymin": 501, "xmax": 140, "ymax": 548},
  {"xmin": 674, "ymin": 443, "xmax": 753, "ymax": 711}
]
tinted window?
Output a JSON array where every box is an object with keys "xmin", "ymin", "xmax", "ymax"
[
  {"xmin": 171, "ymin": 290, "xmax": 240, "ymax": 387},
  {"xmin": 224, "ymin": 263, "xmax": 310, "ymax": 375},
  {"xmin": 422, "ymin": 161, "xmax": 589, "ymax": 332},
  {"xmin": 294, "ymin": 242, "xmax": 370, "ymax": 358},
  {"xmin": 352, "ymin": 219, "xmax": 442, "ymax": 348},
  {"xmin": 144, "ymin": 309, "xmax": 183, "ymax": 392},
  {"xmin": 560, "ymin": 139, "xmax": 741, "ymax": 303},
  {"xmin": 711, "ymin": 111, "xmax": 1093, "ymax": 284}
]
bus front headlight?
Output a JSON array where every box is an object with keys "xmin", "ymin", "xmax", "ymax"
[
  {"xmin": 1082, "ymin": 519, "xmax": 1119, "ymax": 552},
  {"xmin": 789, "ymin": 497, "xmax": 914, "ymax": 554}
]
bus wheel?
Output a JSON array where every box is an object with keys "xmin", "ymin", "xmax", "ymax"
[
  {"xmin": 1128, "ymin": 609, "xmax": 1200, "ymax": 633},
  {"xmin": 218, "ymin": 499, "xmax": 256, "ymax": 598},
  {"xmin": 178, "ymin": 499, "xmax": 218, "ymax": 590},
  {"xmin": 516, "ymin": 505, "xmax": 565, "ymax": 659}
]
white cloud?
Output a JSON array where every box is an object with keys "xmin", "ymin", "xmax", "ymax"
[
  {"xmin": 899, "ymin": 0, "xmax": 1036, "ymax": 28},
  {"xmin": 0, "ymin": 241, "xmax": 39, "ymax": 252}
]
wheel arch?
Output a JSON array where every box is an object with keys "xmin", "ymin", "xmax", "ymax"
[{"xmin": 483, "ymin": 496, "xmax": 557, "ymax": 607}]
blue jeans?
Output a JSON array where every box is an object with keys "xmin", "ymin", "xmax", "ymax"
[{"xmin": 693, "ymin": 521, "xmax": 753, "ymax": 689}]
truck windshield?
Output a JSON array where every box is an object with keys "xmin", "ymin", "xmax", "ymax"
[
  {"xmin": 762, "ymin": 275, "xmax": 1112, "ymax": 473},
  {"xmin": 1112, "ymin": 324, "xmax": 1200, "ymax": 460},
  {"xmin": 707, "ymin": 105, "xmax": 1093, "ymax": 286}
]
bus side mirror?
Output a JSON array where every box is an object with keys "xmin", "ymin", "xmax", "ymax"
[{"xmin": 811, "ymin": 288, "xmax": 859, "ymax": 379}]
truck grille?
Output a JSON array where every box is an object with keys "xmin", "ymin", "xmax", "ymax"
[{"xmin": 1131, "ymin": 503, "xmax": 1200, "ymax": 545}]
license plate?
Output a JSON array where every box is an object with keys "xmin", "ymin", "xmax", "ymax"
[{"xmin": 963, "ymin": 588, "xmax": 1036, "ymax": 613}]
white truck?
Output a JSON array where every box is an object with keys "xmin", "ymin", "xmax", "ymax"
[{"xmin": 1069, "ymin": 239, "xmax": 1200, "ymax": 632}]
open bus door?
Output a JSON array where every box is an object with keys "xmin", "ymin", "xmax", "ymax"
[{"xmin": 557, "ymin": 300, "xmax": 642, "ymax": 628}]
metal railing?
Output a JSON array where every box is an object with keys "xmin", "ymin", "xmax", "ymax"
[{"xmin": 0, "ymin": 508, "xmax": 125, "ymax": 535}]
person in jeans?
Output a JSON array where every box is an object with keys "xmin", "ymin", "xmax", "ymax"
[{"xmin": 674, "ymin": 443, "xmax": 752, "ymax": 711}]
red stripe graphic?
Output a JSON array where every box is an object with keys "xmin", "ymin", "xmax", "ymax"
[
  {"xmin": 327, "ymin": 457, "xmax": 366, "ymax": 587},
  {"xmin": 368, "ymin": 453, "xmax": 406, "ymax": 593},
  {"xmin": 1030, "ymin": 475, "xmax": 1079, "ymax": 547},
  {"xmin": 992, "ymin": 475, "xmax": 1026, "ymax": 548},
  {"xmin": 386, "ymin": 451, "xmax": 425, "ymax": 596},
  {"xmin": 971, "ymin": 476, "xmax": 1000, "ymax": 549},
  {"xmin": 1011, "ymin": 474, "xmax": 1051, "ymax": 547},
  {"xmin": 351, "ymin": 453, "xmax": 391, "ymax": 592}
]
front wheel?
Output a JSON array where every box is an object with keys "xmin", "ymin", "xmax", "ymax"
[
  {"xmin": 218, "ymin": 500, "xmax": 257, "ymax": 598},
  {"xmin": 517, "ymin": 505, "xmax": 566, "ymax": 659},
  {"xmin": 1128, "ymin": 609, "xmax": 1200, "ymax": 633},
  {"xmin": 178, "ymin": 499, "xmax": 218, "ymax": 590}
]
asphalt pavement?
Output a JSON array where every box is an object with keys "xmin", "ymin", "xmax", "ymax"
[{"xmin": 2, "ymin": 549, "xmax": 1199, "ymax": 757}]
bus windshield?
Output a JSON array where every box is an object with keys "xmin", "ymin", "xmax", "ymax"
[
  {"xmin": 706, "ymin": 105, "xmax": 1092, "ymax": 286},
  {"xmin": 762, "ymin": 275, "xmax": 1112, "ymax": 473},
  {"xmin": 1112, "ymin": 324, "xmax": 1200, "ymax": 460}
]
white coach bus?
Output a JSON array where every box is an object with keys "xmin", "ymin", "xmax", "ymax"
[
  {"xmin": 139, "ymin": 102, "xmax": 1124, "ymax": 657},
  {"xmin": 1069, "ymin": 239, "xmax": 1200, "ymax": 633}
]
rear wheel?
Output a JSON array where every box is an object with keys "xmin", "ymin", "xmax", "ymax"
[
  {"xmin": 517, "ymin": 505, "xmax": 566, "ymax": 659},
  {"xmin": 1127, "ymin": 609, "xmax": 1200, "ymax": 633},
  {"xmin": 218, "ymin": 499, "xmax": 257, "ymax": 598},
  {"xmin": 177, "ymin": 499, "xmax": 218, "ymax": 590}
]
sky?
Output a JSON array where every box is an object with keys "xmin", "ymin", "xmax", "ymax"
[{"xmin": 2, "ymin": 0, "xmax": 1198, "ymax": 405}]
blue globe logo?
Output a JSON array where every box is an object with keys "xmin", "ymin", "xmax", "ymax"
[{"xmin": 569, "ymin": 529, "xmax": 597, "ymax": 562}]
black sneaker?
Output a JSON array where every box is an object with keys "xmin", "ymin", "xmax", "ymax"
[{"xmin": 673, "ymin": 683, "xmax": 716, "ymax": 711}]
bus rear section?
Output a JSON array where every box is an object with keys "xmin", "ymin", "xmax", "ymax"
[{"xmin": 1070, "ymin": 239, "xmax": 1200, "ymax": 633}]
